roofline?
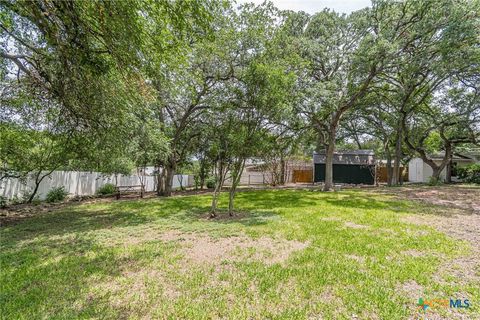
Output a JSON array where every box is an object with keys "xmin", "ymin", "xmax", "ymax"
[{"xmin": 313, "ymin": 150, "xmax": 375, "ymax": 155}]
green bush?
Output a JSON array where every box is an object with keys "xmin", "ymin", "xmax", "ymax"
[
  {"xmin": 97, "ymin": 183, "xmax": 117, "ymax": 195},
  {"xmin": 457, "ymin": 163, "xmax": 480, "ymax": 184},
  {"xmin": 31, "ymin": 195, "xmax": 41, "ymax": 205},
  {"xmin": 46, "ymin": 186, "xmax": 69, "ymax": 203},
  {"xmin": 206, "ymin": 177, "xmax": 216, "ymax": 189},
  {"xmin": 427, "ymin": 176, "xmax": 442, "ymax": 186},
  {"xmin": 194, "ymin": 175, "xmax": 200, "ymax": 190}
]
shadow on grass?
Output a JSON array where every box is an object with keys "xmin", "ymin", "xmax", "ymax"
[
  {"xmin": 2, "ymin": 209, "xmax": 150, "ymax": 245},
  {"xmin": 235, "ymin": 189, "xmax": 414, "ymax": 213},
  {"xmin": 0, "ymin": 223, "xmax": 139, "ymax": 318},
  {"xmin": 0, "ymin": 188, "xmax": 461, "ymax": 318},
  {"xmin": 3, "ymin": 188, "xmax": 438, "ymax": 246}
]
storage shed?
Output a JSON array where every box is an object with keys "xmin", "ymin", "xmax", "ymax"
[
  {"xmin": 313, "ymin": 150, "xmax": 376, "ymax": 185},
  {"xmin": 408, "ymin": 155, "xmax": 476, "ymax": 183}
]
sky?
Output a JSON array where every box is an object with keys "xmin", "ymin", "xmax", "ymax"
[{"xmin": 236, "ymin": 0, "xmax": 371, "ymax": 14}]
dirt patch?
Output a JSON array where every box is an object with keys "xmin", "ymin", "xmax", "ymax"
[
  {"xmin": 397, "ymin": 280, "xmax": 425, "ymax": 299},
  {"xmin": 158, "ymin": 230, "xmax": 310, "ymax": 266},
  {"xmin": 396, "ymin": 279, "xmax": 471, "ymax": 320},
  {"xmin": 343, "ymin": 221, "xmax": 369, "ymax": 229},
  {"xmin": 345, "ymin": 254, "xmax": 365, "ymax": 264},
  {"xmin": 319, "ymin": 216, "xmax": 343, "ymax": 222},
  {"xmin": 402, "ymin": 214, "xmax": 480, "ymax": 247},
  {"xmin": 375, "ymin": 186, "xmax": 480, "ymax": 290},
  {"xmin": 386, "ymin": 186, "xmax": 480, "ymax": 319},
  {"xmin": 383, "ymin": 185, "xmax": 480, "ymax": 215},
  {"xmin": 87, "ymin": 268, "xmax": 182, "ymax": 318},
  {"xmin": 401, "ymin": 249, "xmax": 426, "ymax": 258},
  {"xmin": 401, "ymin": 214, "xmax": 480, "ymax": 287}
]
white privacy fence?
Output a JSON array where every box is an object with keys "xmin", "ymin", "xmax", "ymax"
[
  {"xmin": 0, "ymin": 171, "xmax": 193, "ymax": 200},
  {"xmin": 223, "ymin": 172, "xmax": 274, "ymax": 185}
]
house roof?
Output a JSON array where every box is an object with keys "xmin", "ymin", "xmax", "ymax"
[{"xmin": 427, "ymin": 152, "xmax": 477, "ymax": 161}]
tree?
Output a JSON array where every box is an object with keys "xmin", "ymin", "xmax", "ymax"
[
  {"xmin": 132, "ymin": 120, "xmax": 170, "ymax": 195},
  {"xmin": 279, "ymin": 6, "xmax": 391, "ymax": 191},
  {"xmin": 0, "ymin": 123, "xmax": 73, "ymax": 202},
  {"xmin": 0, "ymin": 0, "xmax": 216, "ymax": 129},
  {"xmin": 371, "ymin": 0, "xmax": 479, "ymax": 184},
  {"xmin": 1, "ymin": 0, "xmax": 220, "ymax": 198},
  {"xmin": 403, "ymin": 78, "xmax": 480, "ymax": 182}
]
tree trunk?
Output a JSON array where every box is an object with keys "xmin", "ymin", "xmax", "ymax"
[
  {"xmin": 137, "ymin": 167, "xmax": 146, "ymax": 198},
  {"xmin": 431, "ymin": 167, "xmax": 442, "ymax": 182},
  {"xmin": 392, "ymin": 127, "xmax": 402, "ymax": 185},
  {"xmin": 210, "ymin": 158, "xmax": 227, "ymax": 217},
  {"xmin": 156, "ymin": 167, "xmax": 165, "ymax": 196},
  {"xmin": 228, "ymin": 159, "xmax": 245, "ymax": 216},
  {"xmin": 164, "ymin": 164, "xmax": 175, "ymax": 197},
  {"xmin": 423, "ymin": 146, "xmax": 451, "ymax": 184},
  {"xmin": 446, "ymin": 158, "xmax": 452, "ymax": 183},
  {"xmin": 386, "ymin": 152, "xmax": 393, "ymax": 186},
  {"xmin": 199, "ymin": 158, "xmax": 207, "ymax": 190},
  {"xmin": 27, "ymin": 171, "xmax": 42, "ymax": 203},
  {"xmin": 210, "ymin": 173, "xmax": 226, "ymax": 217},
  {"xmin": 211, "ymin": 182, "xmax": 222, "ymax": 217},
  {"xmin": 27, "ymin": 169, "xmax": 55, "ymax": 203},
  {"xmin": 323, "ymin": 136, "xmax": 336, "ymax": 191},
  {"xmin": 228, "ymin": 186, "xmax": 236, "ymax": 216},
  {"xmin": 280, "ymin": 157, "xmax": 286, "ymax": 185}
]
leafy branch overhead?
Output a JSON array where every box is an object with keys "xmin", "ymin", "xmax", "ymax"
[{"xmin": 1, "ymin": 0, "xmax": 479, "ymax": 204}]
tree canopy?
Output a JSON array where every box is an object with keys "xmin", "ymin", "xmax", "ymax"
[{"xmin": 1, "ymin": 0, "xmax": 479, "ymax": 204}]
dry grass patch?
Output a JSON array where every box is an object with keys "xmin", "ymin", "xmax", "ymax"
[
  {"xmin": 343, "ymin": 221, "xmax": 369, "ymax": 229},
  {"xmin": 385, "ymin": 185, "xmax": 480, "ymax": 214},
  {"xmin": 401, "ymin": 214, "xmax": 480, "ymax": 286},
  {"xmin": 401, "ymin": 249, "xmax": 426, "ymax": 258},
  {"xmin": 158, "ymin": 230, "xmax": 310, "ymax": 266}
]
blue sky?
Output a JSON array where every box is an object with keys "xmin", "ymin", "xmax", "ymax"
[{"xmin": 236, "ymin": 0, "xmax": 371, "ymax": 14}]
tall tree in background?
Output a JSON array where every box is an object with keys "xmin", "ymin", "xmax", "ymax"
[
  {"xmin": 403, "ymin": 77, "xmax": 480, "ymax": 182},
  {"xmin": 279, "ymin": 6, "xmax": 390, "ymax": 191},
  {"xmin": 372, "ymin": 0, "xmax": 479, "ymax": 185}
]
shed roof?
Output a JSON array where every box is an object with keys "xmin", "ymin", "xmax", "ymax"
[{"xmin": 313, "ymin": 150, "xmax": 375, "ymax": 165}]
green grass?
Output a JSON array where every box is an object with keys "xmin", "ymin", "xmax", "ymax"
[{"xmin": 1, "ymin": 189, "xmax": 478, "ymax": 319}]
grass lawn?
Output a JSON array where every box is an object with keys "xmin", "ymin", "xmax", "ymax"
[{"xmin": 1, "ymin": 188, "xmax": 479, "ymax": 319}]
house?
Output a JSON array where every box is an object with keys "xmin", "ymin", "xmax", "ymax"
[
  {"xmin": 408, "ymin": 153, "xmax": 477, "ymax": 183},
  {"xmin": 313, "ymin": 150, "xmax": 376, "ymax": 185}
]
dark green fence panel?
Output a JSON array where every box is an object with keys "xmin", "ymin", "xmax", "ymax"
[{"xmin": 314, "ymin": 164, "xmax": 375, "ymax": 184}]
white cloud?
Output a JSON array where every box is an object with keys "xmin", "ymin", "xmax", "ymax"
[{"xmin": 236, "ymin": 0, "xmax": 371, "ymax": 14}]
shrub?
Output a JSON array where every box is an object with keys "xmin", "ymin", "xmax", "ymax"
[
  {"xmin": 46, "ymin": 186, "xmax": 69, "ymax": 203},
  {"xmin": 10, "ymin": 195, "xmax": 22, "ymax": 205},
  {"xmin": 457, "ymin": 163, "xmax": 480, "ymax": 184},
  {"xmin": 97, "ymin": 183, "xmax": 117, "ymax": 195},
  {"xmin": 206, "ymin": 177, "xmax": 216, "ymax": 189},
  {"xmin": 194, "ymin": 175, "xmax": 200, "ymax": 190},
  {"xmin": 0, "ymin": 196, "xmax": 7, "ymax": 208},
  {"xmin": 31, "ymin": 196, "xmax": 41, "ymax": 205}
]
